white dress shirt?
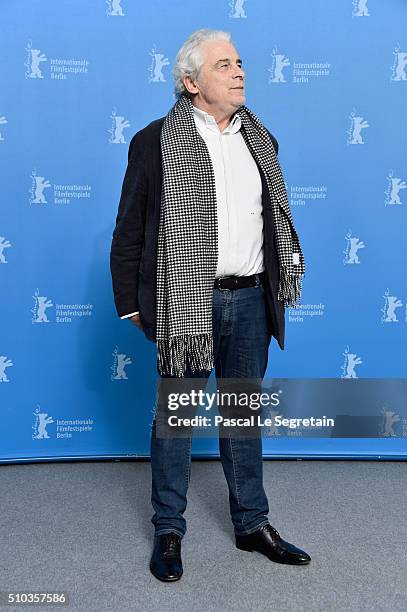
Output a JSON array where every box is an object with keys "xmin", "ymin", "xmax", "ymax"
[{"xmin": 121, "ymin": 103, "xmax": 264, "ymax": 319}]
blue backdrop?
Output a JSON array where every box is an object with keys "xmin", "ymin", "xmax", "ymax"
[{"xmin": 1, "ymin": 0, "xmax": 406, "ymax": 462}]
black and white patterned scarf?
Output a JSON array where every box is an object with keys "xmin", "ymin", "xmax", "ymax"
[{"xmin": 157, "ymin": 93, "xmax": 305, "ymax": 377}]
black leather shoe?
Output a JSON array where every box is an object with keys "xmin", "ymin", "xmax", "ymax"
[
  {"xmin": 236, "ymin": 523, "xmax": 311, "ymax": 565},
  {"xmin": 149, "ymin": 532, "xmax": 183, "ymax": 582}
]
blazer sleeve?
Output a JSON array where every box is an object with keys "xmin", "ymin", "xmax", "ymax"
[{"xmin": 109, "ymin": 132, "xmax": 148, "ymax": 318}]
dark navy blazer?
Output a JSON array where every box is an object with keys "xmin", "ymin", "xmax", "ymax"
[{"xmin": 110, "ymin": 116, "xmax": 285, "ymax": 350}]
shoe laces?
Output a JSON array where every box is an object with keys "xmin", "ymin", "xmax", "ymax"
[
  {"xmin": 263, "ymin": 523, "xmax": 280, "ymax": 539},
  {"xmin": 162, "ymin": 532, "xmax": 180, "ymax": 557}
]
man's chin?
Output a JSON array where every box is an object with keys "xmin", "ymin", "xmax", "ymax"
[
  {"xmin": 231, "ymin": 91, "xmax": 245, "ymax": 105},
  {"xmin": 235, "ymin": 98, "xmax": 246, "ymax": 109}
]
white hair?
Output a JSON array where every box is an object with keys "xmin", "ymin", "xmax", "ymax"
[{"xmin": 172, "ymin": 28, "xmax": 233, "ymax": 99}]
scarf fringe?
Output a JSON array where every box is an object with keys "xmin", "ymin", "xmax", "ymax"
[
  {"xmin": 157, "ymin": 333, "xmax": 214, "ymax": 378},
  {"xmin": 278, "ymin": 267, "xmax": 304, "ymax": 307}
]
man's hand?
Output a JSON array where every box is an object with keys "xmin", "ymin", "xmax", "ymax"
[{"xmin": 129, "ymin": 313, "xmax": 144, "ymax": 332}]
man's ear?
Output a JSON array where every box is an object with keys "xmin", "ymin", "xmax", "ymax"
[{"xmin": 183, "ymin": 74, "xmax": 199, "ymax": 96}]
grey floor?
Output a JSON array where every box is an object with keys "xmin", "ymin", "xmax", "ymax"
[{"xmin": 1, "ymin": 459, "xmax": 406, "ymax": 612}]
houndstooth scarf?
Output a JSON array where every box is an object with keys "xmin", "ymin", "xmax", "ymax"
[{"xmin": 156, "ymin": 93, "xmax": 305, "ymax": 377}]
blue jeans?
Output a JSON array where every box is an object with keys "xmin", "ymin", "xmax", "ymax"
[{"xmin": 150, "ymin": 276, "xmax": 272, "ymax": 538}]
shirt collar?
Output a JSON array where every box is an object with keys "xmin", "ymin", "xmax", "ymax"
[{"xmin": 192, "ymin": 104, "xmax": 241, "ymax": 135}]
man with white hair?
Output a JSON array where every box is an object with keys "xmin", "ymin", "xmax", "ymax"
[{"xmin": 110, "ymin": 28, "xmax": 309, "ymax": 582}]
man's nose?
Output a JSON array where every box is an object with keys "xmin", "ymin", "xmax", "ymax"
[
  {"xmin": 232, "ymin": 64, "xmax": 245, "ymax": 79},
  {"xmin": 233, "ymin": 71, "xmax": 244, "ymax": 82}
]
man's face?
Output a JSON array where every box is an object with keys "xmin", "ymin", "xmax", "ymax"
[{"xmin": 188, "ymin": 39, "xmax": 245, "ymax": 113}]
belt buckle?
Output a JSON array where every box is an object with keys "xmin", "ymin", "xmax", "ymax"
[{"xmin": 216, "ymin": 276, "xmax": 232, "ymax": 291}]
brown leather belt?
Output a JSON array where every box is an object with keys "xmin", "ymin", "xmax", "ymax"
[{"xmin": 213, "ymin": 271, "xmax": 265, "ymax": 291}]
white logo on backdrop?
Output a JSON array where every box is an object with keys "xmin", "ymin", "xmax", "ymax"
[
  {"xmin": 148, "ymin": 48, "xmax": 170, "ymax": 82},
  {"xmin": 380, "ymin": 407, "xmax": 400, "ymax": 436},
  {"xmin": 262, "ymin": 410, "xmax": 283, "ymax": 437},
  {"xmin": 381, "ymin": 289, "xmax": 403, "ymax": 323},
  {"xmin": 288, "ymin": 303, "xmax": 325, "ymax": 324},
  {"xmin": 32, "ymin": 289, "xmax": 53, "ymax": 323},
  {"xmin": 391, "ymin": 45, "xmax": 407, "ymax": 81},
  {"xmin": 109, "ymin": 109, "xmax": 130, "ymax": 144},
  {"xmin": 0, "ymin": 237, "xmax": 11, "ymax": 263},
  {"xmin": 268, "ymin": 48, "xmax": 330, "ymax": 84},
  {"xmin": 385, "ymin": 171, "xmax": 407, "ymax": 206},
  {"xmin": 32, "ymin": 406, "xmax": 54, "ymax": 439},
  {"xmin": 290, "ymin": 185, "xmax": 328, "ymax": 207},
  {"xmin": 106, "ymin": 0, "xmax": 125, "ymax": 16},
  {"xmin": 352, "ymin": 0, "xmax": 370, "ymax": 17},
  {"xmin": 347, "ymin": 110, "xmax": 369, "ymax": 144},
  {"xmin": 25, "ymin": 41, "xmax": 47, "ymax": 78},
  {"xmin": 341, "ymin": 346, "xmax": 362, "ymax": 378},
  {"xmin": 111, "ymin": 346, "xmax": 132, "ymax": 380},
  {"xmin": 32, "ymin": 407, "xmax": 94, "ymax": 440},
  {"xmin": 269, "ymin": 49, "xmax": 290, "ymax": 83},
  {"xmin": 29, "ymin": 170, "xmax": 92, "ymax": 204},
  {"xmin": 229, "ymin": 0, "xmax": 247, "ymax": 18},
  {"xmin": 24, "ymin": 40, "xmax": 89, "ymax": 80},
  {"xmin": 0, "ymin": 115, "xmax": 7, "ymax": 140},
  {"xmin": 343, "ymin": 230, "xmax": 366, "ymax": 264},
  {"xmin": 0, "ymin": 355, "xmax": 13, "ymax": 382},
  {"xmin": 29, "ymin": 170, "xmax": 51, "ymax": 204},
  {"xmin": 31, "ymin": 289, "xmax": 94, "ymax": 324}
]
